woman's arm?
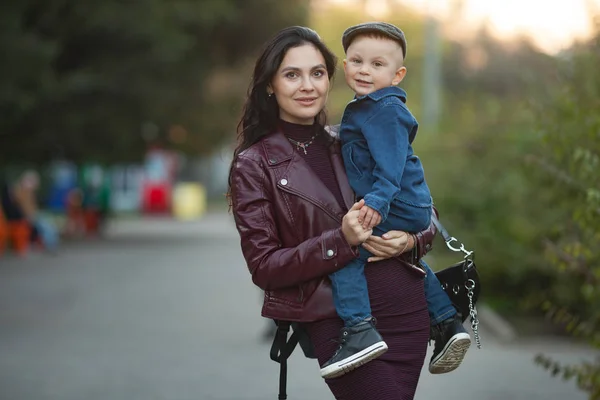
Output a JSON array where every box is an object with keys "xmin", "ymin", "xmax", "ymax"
[
  {"xmin": 13, "ymin": 186, "xmax": 38, "ymax": 221},
  {"xmin": 230, "ymin": 154, "xmax": 359, "ymax": 291}
]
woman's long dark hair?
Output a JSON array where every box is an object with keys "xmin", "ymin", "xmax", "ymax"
[{"xmin": 227, "ymin": 26, "xmax": 337, "ymax": 203}]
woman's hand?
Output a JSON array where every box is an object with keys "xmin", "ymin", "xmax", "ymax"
[
  {"xmin": 362, "ymin": 230, "xmax": 415, "ymax": 262},
  {"xmin": 342, "ymin": 200, "xmax": 373, "ymax": 246}
]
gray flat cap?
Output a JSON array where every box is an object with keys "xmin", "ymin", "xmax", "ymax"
[{"xmin": 342, "ymin": 22, "xmax": 407, "ymax": 58}]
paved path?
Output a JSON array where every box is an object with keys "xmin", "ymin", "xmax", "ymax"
[{"xmin": 0, "ymin": 213, "xmax": 592, "ymax": 400}]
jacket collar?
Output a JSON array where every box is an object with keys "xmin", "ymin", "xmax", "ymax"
[
  {"xmin": 261, "ymin": 130, "xmax": 355, "ymax": 217},
  {"xmin": 262, "ymin": 130, "xmax": 295, "ymax": 166},
  {"xmin": 353, "ymin": 86, "xmax": 407, "ymax": 103}
]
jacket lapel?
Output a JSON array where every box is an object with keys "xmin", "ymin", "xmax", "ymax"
[{"xmin": 263, "ymin": 131, "xmax": 347, "ymax": 222}]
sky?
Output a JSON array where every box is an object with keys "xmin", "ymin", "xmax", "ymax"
[{"xmin": 326, "ymin": 0, "xmax": 600, "ymax": 53}]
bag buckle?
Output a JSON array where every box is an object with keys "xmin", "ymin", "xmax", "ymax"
[{"xmin": 444, "ymin": 237, "xmax": 473, "ymax": 258}]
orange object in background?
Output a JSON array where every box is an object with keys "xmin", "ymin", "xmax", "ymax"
[
  {"xmin": 0, "ymin": 210, "xmax": 7, "ymax": 256},
  {"xmin": 8, "ymin": 221, "xmax": 30, "ymax": 256}
]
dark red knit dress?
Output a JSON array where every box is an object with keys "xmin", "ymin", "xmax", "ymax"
[{"xmin": 281, "ymin": 120, "xmax": 429, "ymax": 400}]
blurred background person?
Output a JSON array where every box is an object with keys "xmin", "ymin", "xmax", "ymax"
[{"xmin": 11, "ymin": 171, "xmax": 60, "ymax": 253}]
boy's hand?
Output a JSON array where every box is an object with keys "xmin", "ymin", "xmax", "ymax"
[{"xmin": 358, "ymin": 205, "xmax": 381, "ymax": 230}]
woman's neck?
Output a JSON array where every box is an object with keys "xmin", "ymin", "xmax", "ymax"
[{"xmin": 278, "ymin": 119, "xmax": 318, "ymax": 141}]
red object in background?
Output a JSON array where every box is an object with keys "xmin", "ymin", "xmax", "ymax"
[
  {"xmin": 8, "ymin": 221, "xmax": 30, "ymax": 256},
  {"xmin": 141, "ymin": 149, "xmax": 177, "ymax": 214},
  {"xmin": 83, "ymin": 210, "xmax": 100, "ymax": 234},
  {"xmin": 142, "ymin": 184, "xmax": 171, "ymax": 213},
  {"xmin": 0, "ymin": 212, "xmax": 7, "ymax": 255},
  {"xmin": 64, "ymin": 189, "xmax": 85, "ymax": 236}
]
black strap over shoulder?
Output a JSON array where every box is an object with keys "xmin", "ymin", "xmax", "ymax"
[
  {"xmin": 431, "ymin": 213, "xmax": 451, "ymax": 242},
  {"xmin": 269, "ymin": 321, "xmax": 300, "ymax": 400}
]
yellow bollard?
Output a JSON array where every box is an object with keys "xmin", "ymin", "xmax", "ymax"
[{"xmin": 172, "ymin": 183, "xmax": 206, "ymax": 220}]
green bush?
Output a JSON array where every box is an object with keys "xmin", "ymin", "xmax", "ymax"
[{"xmin": 529, "ymin": 32, "xmax": 600, "ymax": 399}]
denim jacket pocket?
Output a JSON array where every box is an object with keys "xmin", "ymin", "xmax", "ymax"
[{"xmin": 341, "ymin": 143, "xmax": 363, "ymax": 179}]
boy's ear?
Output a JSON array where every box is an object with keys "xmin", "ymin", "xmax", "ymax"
[
  {"xmin": 392, "ymin": 66, "xmax": 407, "ymax": 86},
  {"xmin": 343, "ymin": 59, "xmax": 348, "ymax": 70}
]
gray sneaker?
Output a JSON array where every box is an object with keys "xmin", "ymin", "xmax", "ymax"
[
  {"xmin": 429, "ymin": 315, "xmax": 471, "ymax": 374},
  {"xmin": 320, "ymin": 320, "xmax": 388, "ymax": 379}
]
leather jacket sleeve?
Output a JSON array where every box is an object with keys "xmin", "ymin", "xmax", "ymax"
[{"xmin": 230, "ymin": 154, "xmax": 359, "ymax": 291}]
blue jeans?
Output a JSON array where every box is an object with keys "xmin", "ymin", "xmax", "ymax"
[
  {"xmin": 329, "ymin": 221, "xmax": 456, "ymax": 327},
  {"xmin": 33, "ymin": 216, "xmax": 60, "ymax": 251},
  {"xmin": 330, "ymin": 246, "xmax": 374, "ymax": 327}
]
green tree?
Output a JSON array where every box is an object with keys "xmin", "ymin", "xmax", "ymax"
[
  {"xmin": 0, "ymin": 0, "xmax": 308, "ymax": 165},
  {"xmin": 421, "ymin": 30, "xmax": 562, "ymax": 305},
  {"xmin": 530, "ymin": 30, "xmax": 600, "ymax": 399}
]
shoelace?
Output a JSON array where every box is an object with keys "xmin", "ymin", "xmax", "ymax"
[
  {"xmin": 329, "ymin": 330, "xmax": 349, "ymax": 356},
  {"xmin": 428, "ymin": 324, "xmax": 444, "ymax": 347}
]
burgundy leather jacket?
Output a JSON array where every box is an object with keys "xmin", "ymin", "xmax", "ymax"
[{"xmin": 230, "ymin": 130, "xmax": 437, "ymax": 322}]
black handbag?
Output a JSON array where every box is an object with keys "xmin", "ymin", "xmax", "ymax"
[{"xmin": 432, "ymin": 214, "xmax": 482, "ymax": 349}]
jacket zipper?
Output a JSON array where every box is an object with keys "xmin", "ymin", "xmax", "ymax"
[
  {"xmin": 278, "ymin": 184, "xmax": 336, "ymax": 304},
  {"xmin": 278, "ymin": 185, "xmax": 341, "ymax": 223}
]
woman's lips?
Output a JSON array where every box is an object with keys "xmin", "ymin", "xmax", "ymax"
[{"xmin": 296, "ymin": 97, "xmax": 317, "ymax": 106}]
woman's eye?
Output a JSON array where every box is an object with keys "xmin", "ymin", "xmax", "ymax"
[
  {"xmin": 285, "ymin": 72, "xmax": 298, "ymax": 78},
  {"xmin": 313, "ymin": 70, "xmax": 325, "ymax": 77}
]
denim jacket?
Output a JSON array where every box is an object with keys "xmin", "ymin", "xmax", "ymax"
[{"xmin": 339, "ymin": 86, "xmax": 432, "ymax": 222}]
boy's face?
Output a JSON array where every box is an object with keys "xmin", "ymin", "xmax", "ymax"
[{"xmin": 343, "ymin": 36, "xmax": 407, "ymax": 97}]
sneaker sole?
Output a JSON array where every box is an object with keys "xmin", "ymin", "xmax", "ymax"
[
  {"xmin": 320, "ymin": 341, "xmax": 388, "ymax": 379},
  {"xmin": 429, "ymin": 333, "xmax": 471, "ymax": 374}
]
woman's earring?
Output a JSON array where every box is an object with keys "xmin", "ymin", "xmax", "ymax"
[{"xmin": 268, "ymin": 92, "xmax": 273, "ymax": 98}]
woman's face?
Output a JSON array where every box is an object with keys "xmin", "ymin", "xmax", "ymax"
[{"xmin": 269, "ymin": 44, "xmax": 330, "ymax": 125}]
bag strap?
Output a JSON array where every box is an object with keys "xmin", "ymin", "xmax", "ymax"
[
  {"xmin": 432, "ymin": 213, "xmax": 482, "ymax": 348},
  {"xmin": 269, "ymin": 321, "xmax": 300, "ymax": 400},
  {"xmin": 431, "ymin": 213, "xmax": 473, "ymax": 257}
]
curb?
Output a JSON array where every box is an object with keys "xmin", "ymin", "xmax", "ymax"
[{"xmin": 476, "ymin": 302, "xmax": 518, "ymax": 342}]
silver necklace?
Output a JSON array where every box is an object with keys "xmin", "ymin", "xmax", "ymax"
[{"xmin": 287, "ymin": 133, "xmax": 318, "ymax": 155}]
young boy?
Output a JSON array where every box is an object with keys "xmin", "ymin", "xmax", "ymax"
[{"xmin": 320, "ymin": 22, "xmax": 471, "ymax": 379}]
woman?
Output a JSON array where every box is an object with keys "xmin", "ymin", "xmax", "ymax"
[{"xmin": 229, "ymin": 26, "xmax": 436, "ymax": 399}]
